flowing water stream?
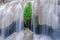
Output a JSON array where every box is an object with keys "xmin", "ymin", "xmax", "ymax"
[
  {"xmin": 32, "ymin": 0, "xmax": 60, "ymax": 40},
  {"xmin": 0, "ymin": 0, "xmax": 24, "ymax": 40},
  {"xmin": 0, "ymin": 0, "xmax": 60, "ymax": 40}
]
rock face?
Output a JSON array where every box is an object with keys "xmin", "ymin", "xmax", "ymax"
[
  {"xmin": 23, "ymin": 28, "xmax": 33, "ymax": 40},
  {"xmin": 0, "ymin": 28, "xmax": 33, "ymax": 40},
  {"xmin": 29, "ymin": 25, "xmax": 54, "ymax": 37}
]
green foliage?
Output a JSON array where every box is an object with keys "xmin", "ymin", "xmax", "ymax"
[{"xmin": 23, "ymin": 2, "xmax": 32, "ymax": 22}]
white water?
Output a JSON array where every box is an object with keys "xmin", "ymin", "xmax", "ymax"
[
  {"xmin": 0, "ymin": 0, "xmax": 24, "ymax": 40},
  {"xmin": 32, "ymin": 0, "xmax": 59, "ymax": 40},
  {"xmin": 0, "ymin": 0, "xmax": 60, "ymax": 40}
]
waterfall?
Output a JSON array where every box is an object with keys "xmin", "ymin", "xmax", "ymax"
[
  {"xmin": 0, "ymin": 0, "xmax": 24, "ymax": 40},
  {"xmin": 32, "ymin": 0, "xmax": 59, "ymax": 40},
  {"xmin": 0, "ymin": 0, "xmax": 60, "ymax": 40}
]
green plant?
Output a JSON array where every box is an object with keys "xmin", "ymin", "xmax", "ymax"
[{"xmin": 23, "ymin": 2, "xmax": 32, "ymax": 23}]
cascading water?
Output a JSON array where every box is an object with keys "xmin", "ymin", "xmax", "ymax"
[
  {"xmin": 32, "ymin": 0, "xmax": 59, "ymax": 40},
  {"xmin": 0, "ymin": 0, "xmax": 60, "ymax": 40},
  {"xmin": 0, "ymin": 0, "xmax": 24, "ymax": 40}
]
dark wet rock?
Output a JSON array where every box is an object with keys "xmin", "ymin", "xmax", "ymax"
[
  {"xmin": 28, "ymin": 24, "xmax": 54, "ymax": 37},
  {"xmin": 0, "ymin": 20, "xmax": 24, "ymax": 38}
]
